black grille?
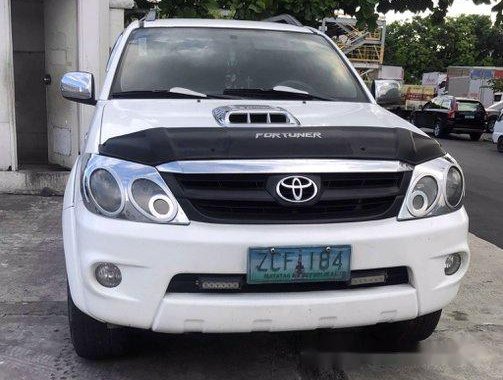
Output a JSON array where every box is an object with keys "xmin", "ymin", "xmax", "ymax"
[
  {"xmin": 167, "ymin": 267, "xmax": 409, "ymax": 293},
  {"xmin": 161, "ymin": 171, "xmax": 411, "ymax": 224}
]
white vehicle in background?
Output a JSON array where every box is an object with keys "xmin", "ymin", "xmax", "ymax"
[
  {"xmin": 60, "ymin": 17, "xmax": 469, "ymax": 359},
  {"xmin": 487, "ymin": 100, "xmax": 503, "ymax": 133},
  {"xmin": 493, "ymin": 110, "xmax": 503, "ymax": 152}
]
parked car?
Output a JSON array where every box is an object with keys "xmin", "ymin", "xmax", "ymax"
[
  {"xmin": 60, "ymin": 17, "xmax": 469, "ymax": 359},
  {"xmin": 492, "ymin": 110, "xmax": 503, "ymax": 152},
  {"xmin": 411, "ymin": 95, "xmax": 486, "ymax": 140},
  {"xmin": 486, "ymin": 100, "xmax": 503, "ymax": 133}
]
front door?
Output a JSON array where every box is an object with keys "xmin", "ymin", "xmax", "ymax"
[
  {"xmin": 423, "ymin": 97, "xmax": 442, "ymax": 127},
  {"xmin": 44, "ymin": 0, "xmax": 78, "ymax": 168},
  {"xmin": 11, "ymin": 0, "xmax": 47, "ymax": 166},
  {"xmin": 414, "ymin": 102, "xmax": 431, "ymax": 128}
]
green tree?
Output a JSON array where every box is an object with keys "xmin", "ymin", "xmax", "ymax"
[
  {"xmin": 384, "ymin": 15, "xmax": 502, "ymax": 84},
  {"xmin": 133, "ymin": 0, "xmax": 503, "ymax": 28},
  {"xmin": 489, "ymin": 78, "xmax": 503, "ymax": 92}
]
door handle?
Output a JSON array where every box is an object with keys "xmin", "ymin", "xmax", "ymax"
[{"xmin": 43, "ymin": 74, "xmax": 52, "ymax": 85}]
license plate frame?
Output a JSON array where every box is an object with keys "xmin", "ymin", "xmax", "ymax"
[{"xmin": 247, "ymin": 245, "xmax": 351, "ymax": 284}]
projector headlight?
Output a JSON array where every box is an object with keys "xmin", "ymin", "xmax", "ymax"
[
  {"xmin": 80, "ymin": 154, "xmax": 189, "ymax": 224},
  {"xmin": 399, "ymin": 155, "xmax": 464, "ymax": 220},
  {"xmin": 406, "ymin": 175, "xmax": 439, "ymax": 217}
]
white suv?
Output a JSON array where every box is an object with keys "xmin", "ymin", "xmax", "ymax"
[
  {"xmin": 493, "ymin": 110, "xmax": 503, "ymax": 152},
  {"xmin": 61, "ymin": 18, "xmax": 469, "ymax": 359}
]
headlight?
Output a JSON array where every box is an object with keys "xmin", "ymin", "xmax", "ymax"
[
  {"xmin": 399, "ymin": 156, "xmax": 464, "ymax": 220},
  {"xmin": 87, "ymin": 168, "xmax": 124, "ymax": 216},
  {"xmin": 406, "ymin": 175, "xmax": 439, "ymax": 217},
  {"xmin": 130, "ymin": 178, "xmax": 178, "ymax": 222},
  {"xmin": 80, "ymin": 154, "xmax": 189, "ymax": 224},
  {"xmin": 445, "ymin": 166, "xmax": 464, "ymax": 208}
]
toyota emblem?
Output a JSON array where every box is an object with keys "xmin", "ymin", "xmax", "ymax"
[{"xmin": 276, "ymin": 176, "xmax": 318, "ymax": 203}]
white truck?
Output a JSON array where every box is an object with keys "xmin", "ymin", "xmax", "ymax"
[
  {"xmin": 447, "ymin": 66, "xmax": 503, "ymax": 107},
  {"xmin": 60, "ymin": 18, "xmax": 469, "ymax": 359},
  {"xmin": 422, "ymin": 72, "xmax": 447, "ymax": 95}
]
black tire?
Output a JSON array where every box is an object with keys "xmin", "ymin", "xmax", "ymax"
[
  {"xmin": 469, "ymin": 132, "xmax": 482, "ymax": 141},
  {"xmin": 498, "ymin": 137, "xmax": 503, "ymax": 153},
  {"xmin": 68, "ymin": 287, "xmax": 132, "ymax": 359},
  {"xmin": 433, "ymin": 120, "xmax": 447, "ymax": 138},
  {"xmin": 370, "ymin": 310, "xmax": 442, "ymax": 346}
]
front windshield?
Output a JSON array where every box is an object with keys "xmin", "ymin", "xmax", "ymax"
[{"xmin": 110, "ymin": 27, "xmax": 368, "ymax": 102}]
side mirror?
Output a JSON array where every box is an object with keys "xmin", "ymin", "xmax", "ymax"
[
  {"xmin": 372, "ymin": 79, "xmax": 402, "ymax": 106},
  {"xmin": 60, "ymin": 71, "xmax": 96, "ymax": 105}
]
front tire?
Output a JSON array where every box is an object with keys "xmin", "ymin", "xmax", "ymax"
[
  {"xmin": 433, "ymin": 121, "xmax": 447, "ymax": 138},
  {"xmin": 68, "ymin": 287, "xmax": 133, "ymax": 359},
  {"xmin": 370, "ymin": 310, "xmax": 442, "ymax": 346},
  {"xmin": 498, "ymin": 137, "xmax": 503, "ymax": 153},
  {"xmin": 469, "ymin": 132, "xmax": 482, "ymax": 141}
]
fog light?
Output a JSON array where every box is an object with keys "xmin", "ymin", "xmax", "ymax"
[
  {"xmin": 95, "ymin": 263, "xmax": 122, "ymax": 288},
  {"xmin": 445, "ymin": 253, "xmax": 462, "ymax": 275}
]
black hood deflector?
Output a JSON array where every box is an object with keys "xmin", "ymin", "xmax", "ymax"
[{"xmin": 99, "ymin": 127, "xmax": 444, "ymax": 166}]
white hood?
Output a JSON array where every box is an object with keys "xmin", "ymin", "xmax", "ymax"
[{"xmin": 100, "ymin": 99, "xmax": 423, "ymax": 143}]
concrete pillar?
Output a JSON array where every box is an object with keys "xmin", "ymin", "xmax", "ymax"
[
  {"xmin": 76, "ymin": 0, "xmax": 133, "ymax": 150},
  {"xmin": 0, "ymin": 0, "xmax": 17, "ymax": 170},
  {"xmin": 77, "ymin": 0, "xmax": 110, "ymax": 150},
  {"xmin": 109, "ymin": 0, "xmax": 134, "ymax": 47}
]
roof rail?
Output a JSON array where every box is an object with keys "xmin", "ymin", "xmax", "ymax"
[
  {"xmin": 139, "ymin": 6, "xmax": 158, "ymax": 27},
  {"xmin": 262, "ymin": 14, "xmax": 303, "ymax": 27}
]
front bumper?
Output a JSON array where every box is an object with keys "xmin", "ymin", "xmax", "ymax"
[
  {"xmin": 447, "ymin": 120, "xmax": 485, "ymax": 133},
  {"xmin": 493, "ymin": 130, "xmax": 503, "ymax": 144},
  {"xmin": 63, "ymin": 200, "xmax": 469, "ymax": 333}
]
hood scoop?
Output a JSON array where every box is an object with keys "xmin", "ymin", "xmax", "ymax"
[{"xmin": 213, "ymin": 105, "xmax": 300, "ymax": 127}]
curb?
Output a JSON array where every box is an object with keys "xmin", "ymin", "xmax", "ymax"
[{"xmin": 0, "ymin": 170, "xmax": 69, "ymax": 195}]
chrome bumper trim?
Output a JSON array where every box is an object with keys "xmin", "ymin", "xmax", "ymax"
[{"xmin": 156, "ymin": 159, "xmax": 413, "ymax": 174}]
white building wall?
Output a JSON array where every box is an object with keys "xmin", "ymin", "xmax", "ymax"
[
  {"xmin": 110, "ymin": 0, "xmax": 134, "ymax": 44},
  {"xmin": 0, "ymin": 0, "xmax": 16, "ymax": 170},
  {"xmin": 77, "ymin": 0, "xmax": 133, "ymax": 151},
  {"xmin": 0, "ymin": 0, "xmax": 133, "ymax": 173},
  {"xmin": 77, "ymin": 0, "xmax": 110, "ymax": 151}
]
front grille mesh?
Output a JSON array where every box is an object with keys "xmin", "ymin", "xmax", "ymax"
[
  {"xmin": 161, "ymin": 171, "xmax": 411, "ymax": 224},
  {"xmin": 190, "ymin": 197, "xmax": 396, "ymax": 221}
]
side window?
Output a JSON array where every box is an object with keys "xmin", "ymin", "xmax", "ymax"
[
  {"xmin": 430, "ymin": 97, "xmax": 441, "ymax": 109},
  {"xmin": 441, "ymin": 99, "xmax": 452, "ymax": 110}
]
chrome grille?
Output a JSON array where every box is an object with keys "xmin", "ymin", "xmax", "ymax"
[{"xmin": 159, "ymin": 161, "xmax": 412, "ymax": 224}]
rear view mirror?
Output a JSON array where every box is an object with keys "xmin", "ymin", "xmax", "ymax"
[
  {"xmin": 60, "ymin": 71, "xmax": 96, "ymax": 105},
  {"xmin": 372, "ymin": 79, "xmax": 402, "ymax": 106}
]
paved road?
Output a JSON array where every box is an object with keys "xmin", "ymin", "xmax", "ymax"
[
  {"xmin": 429, "ymin": 133, "xmax": 503, "ymax": 248},
  {"xmin": 1, "ymin": 192, "xmax": 502, "ymax": 379}
]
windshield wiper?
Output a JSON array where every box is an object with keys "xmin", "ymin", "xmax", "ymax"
[
  {"xmin": 223, "ymin": 86, "xmax": 335, "ymax": 101},
  {"xmin": 110, "ymin": 87, "xmax": 235, "ymax": 99}
]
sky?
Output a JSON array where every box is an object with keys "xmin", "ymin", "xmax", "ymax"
[{"xmin": 384, "ymin": 0, "xmax": 498, "ymax": 23}]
